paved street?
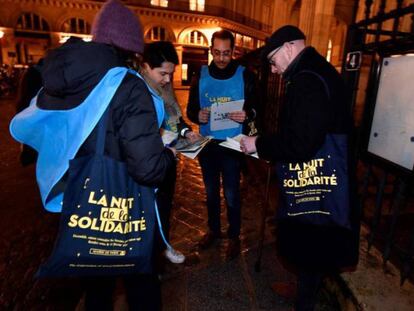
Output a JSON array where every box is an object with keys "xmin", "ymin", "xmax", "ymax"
[{"xmin": 0, "ymin": 94, "xmax": 339, "ymax": 310}]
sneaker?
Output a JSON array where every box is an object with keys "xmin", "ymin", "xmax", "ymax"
[{"xmin": 164, "ymin": 247, "xmax": 185, "ymax": 264}]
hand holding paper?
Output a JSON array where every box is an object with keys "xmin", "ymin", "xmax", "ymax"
[
  {"xmin": 240, "ymin": 135, "xmax": 257, "ymax": 154},
  {"xmin": 210, "ymin": 99, "xmax": 244, "ymax": 131},
  {"xmin": 228, "ymin": 110, "xmax": 246, "ymax": 123},
  {"xmin": 220, "ymin": 134, "xmax": 259, "ymax": 158}
]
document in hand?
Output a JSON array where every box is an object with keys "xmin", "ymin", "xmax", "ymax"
[
  {"xmin": 177, "ymin": 136, "xmax": 211, "ymax": 160},
  {"xmin": 210, "ymin": 99, "xmax": 244, "ymax": 131},
  {"xmin": 161, "ymin": 129, "xmax": 178, "ymax": 146},
  {"xmin": 219, "ymin": 134, "xmax": 259, "ymax": 159}
]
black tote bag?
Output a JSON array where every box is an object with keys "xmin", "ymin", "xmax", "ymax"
[
  {"xmin": 37, "ymin": 109, "xmax": 156, "ymax": 277},
  {"xmin": 276, "ymin": 134, "xmax": 351, "ymax": 229}
]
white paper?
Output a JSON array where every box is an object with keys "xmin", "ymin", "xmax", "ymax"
[
  {"xmin": 210, "ymin": 99, "xmax": 244, "ymax": 131},
  {"xmin": 180, "ymin": 137, "xmax": 211, "ymax": 159},
  {"xmin": 161, "ymin": 129, "xmax": 178, "ymax": 146},
  {"xmin": 219, "ymin": 134, "xmax": 259, "ymax": 159}
]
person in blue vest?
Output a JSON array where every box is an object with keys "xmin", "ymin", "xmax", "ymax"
[
  {"xmin": 240, "ymin": 25, "xmax": 359, "ymax": 311},
  {"xmin": 140, "ymin": 41, "xmax": 200, "ymax": 265},
  {"xmin": 11, "ymin": 0, "xmax": 175, "ymax": 310},
  {"xmin": 187, "ymin": 30, "xmax": 258, "ymax": 259}
]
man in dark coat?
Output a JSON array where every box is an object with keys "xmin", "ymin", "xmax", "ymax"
[{"xmin": 241, "ymin": 25, "xmax": 360, "ymax": 311}]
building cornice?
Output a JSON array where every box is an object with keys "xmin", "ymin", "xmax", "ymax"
[{"xmin": 0, "ymin": 0, "xmax": 269, "ymax": 39}]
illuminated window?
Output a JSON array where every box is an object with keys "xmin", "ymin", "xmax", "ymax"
[
  {"xmin": 189, "ymin": 0, "xmax": 205, "ymax": 12},
  {"xmin": 16, "ymin": 13, "xmax": 49, "ymax": 31},
  {"xmin": 326, "ymin": 39, "xmax": 332, "ymax": 62},
  {"xmin": 62, "ymin": 18, "xmax": 91, "ymax": 34},
  {"xmin": 184, "ymin": 30, "xmax": 208, "ymax": 46},
  {"xmin": 146, "ymin": 26, "xmax": 168, "ymax": 41},
  {"xmin": 257, "ymin": 40, "xmax": 265, "ymax": 48},
  {"xmin": 235, "ymin": 33, "xmax": 243, "ymax": 46},
  {"xmin": 243, "ymin": 36, "xmax": 253, "ymax": 49},
  {"xmin": 181, "ymin": 64, "xmax": 188, "ymax": 81},
  {"xmin": 151, "ymin": 0, "xmax": 168, "ymax": 7}
]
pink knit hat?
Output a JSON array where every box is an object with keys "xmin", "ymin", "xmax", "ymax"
[{"xmin": 91, "ymin": 0, "xmax": 144, "ymax": 53}]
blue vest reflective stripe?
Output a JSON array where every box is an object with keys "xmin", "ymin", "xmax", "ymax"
[
  {"xmin": 199, "ymin": 65, "xmax": 244, "ymax": 139},
  {"xmin": 9, "ymin": 67, "xmax": 128, "ymax": 212},
  {"xmin": 129, "ymin": 70, "xmax": 164, "ymax": 128}
]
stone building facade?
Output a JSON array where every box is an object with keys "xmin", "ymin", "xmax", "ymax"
[{"xmin": 0, "ymin": 0, "xmax": 356, "ymax": 85}]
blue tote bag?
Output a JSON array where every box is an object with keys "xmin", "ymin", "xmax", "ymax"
[
  {"xmin": 37, "ymin": 108, "xmax": 156, "ymax": 277},
  {"xmin": 276, "ymin": 134, "xmax": 351, "ymax": 230}
]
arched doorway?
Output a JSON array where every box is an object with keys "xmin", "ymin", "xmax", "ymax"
[
  {"xmin": 180, "ymin": 30, "xmax": 209, "ymax": 85},
  {"xmin": 14, "ymin": 12, "xmax": 50, "ymax": 65}
]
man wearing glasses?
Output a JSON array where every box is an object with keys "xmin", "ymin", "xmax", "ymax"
[
  {"xmin": 240, "ymin": 25, "xmax": 359, "ymax": 310},
  {"xmin": 187, "ymin": 30, "xmax": 257, "ymax": 259}
]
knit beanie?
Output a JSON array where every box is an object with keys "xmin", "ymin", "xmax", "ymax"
[{"xmin": 91, "ymin": 0, "xmax": 144, "ymax": 53}]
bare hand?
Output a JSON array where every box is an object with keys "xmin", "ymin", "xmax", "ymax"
[
  {"xmin": 198, "ymin": 109, "xmax": 210, "ymax": 124},
  {"xmin": 240, "ymin": 136, "xmax": 257, "ymax": 154},
  {"xmin": 228, "ymin": 110, "xmax": 246, "ymax": 123},
  {"xmin": 185, "ymin": 131, "xmax": 201, "ymax": 143}
]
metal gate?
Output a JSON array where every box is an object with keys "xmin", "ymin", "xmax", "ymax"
[{"xmin": 342, "ymin": 0, "xmax": 414, "ymax": 285}]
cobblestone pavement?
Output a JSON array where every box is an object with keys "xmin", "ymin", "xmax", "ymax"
[{"xmin": 0, "ymin": 94, "xmax": 339, "ymax": 311}]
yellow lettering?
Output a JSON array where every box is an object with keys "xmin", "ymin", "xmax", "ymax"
[
  {"xmin": 97, "ymin": 195, "xmax": 107, "ymax": 206},
  {"xmin": 110, "ymin": 196, "xmax": 122, "ymax": 208},
  {"xmin": 88, "ymin": 191, "xmax": 97, "ymax": 204},
  {"xmin": 68, "ymin": 214, "xmax": 79, "ymax": 227},
  {"xmin": 78, "ymin": 216, "xmax": 92, "ymax": 229}
]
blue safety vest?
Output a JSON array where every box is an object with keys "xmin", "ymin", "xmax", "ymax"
[
  {"xmin": 199, "ymin": 65, "xmax": 245, "ymax": 139},
  {"xmin": 10, "ymin": 67, "xmax": 164, "ymax": 212}
]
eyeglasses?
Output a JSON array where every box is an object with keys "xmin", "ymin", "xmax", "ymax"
[
  {"xmin": 211, "ymin": 49, "xmax": 232, "ymax": 58},
  {"xmin": 267, "ymin": 46, "xmax": 282, "ymax": 65}
]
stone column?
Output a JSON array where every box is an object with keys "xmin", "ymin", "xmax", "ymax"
[
  {"xmin": 299, "ymin": 0, "xmax": 317, "ymax": 43},
  {"xmin": 272, "ymin": 0, "xmax": 296, "ymax": 31},
  {"xmin": 299, "ymin": 0, "xmax": 336, "ymax": 57},
  {"xmin": 174, "ymin": 44, "xmax": 183, "ymax": 86}
]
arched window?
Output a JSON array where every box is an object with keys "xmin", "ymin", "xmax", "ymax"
[
  {"xmin": 16, "ymin": 13, "xmax": 49, "ymax": 31},
  {"xmin": 146, "ymin": 26, "xmax": 167, "ymax": 41},
  {"xmin": 189, "ymin": 0, "xmax": 205, "ymax": 12},
  {"xmin": 62, "ymin": 18, "xmax": 91, "ymax": 34},
  {"xmin": 151, "ymin": 0, "xmax": 168, "ymax": 7},
  {"xmin": 183, "ymin": 30, "xmax": 208, "ymax": 46}
]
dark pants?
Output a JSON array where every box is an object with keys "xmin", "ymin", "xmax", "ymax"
[
  {"xmin": 198, "ymin": 143, "xmax": 241, "ymax": 239},
  {"xmin": 84, "ymin": 274, "xmax": 161, "ymax": 311},
  {"xmin": 295, "ymin": 271, "xmax": 324, "ymax": 311}
]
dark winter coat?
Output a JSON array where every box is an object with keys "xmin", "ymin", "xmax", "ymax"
[
  {"xmin": 256, "ymin": 47, "xmax": 359, "ymax": 272},
  {"xmin": 186, "ymin": 60, "xmax": 258, "ymax": 134},
  {"xmin": 38, "ymin": 38, "xmax": 174, "ymax": 187}
]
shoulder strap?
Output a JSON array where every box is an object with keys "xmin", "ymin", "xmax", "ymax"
[{"xmin": 296, "ymin": 70, "xmax": 331, "ymax": 101}]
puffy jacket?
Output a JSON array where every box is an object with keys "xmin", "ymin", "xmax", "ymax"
[{"xmin": 38, "ymin": 38, "xmax": 174, "ymax": 186}]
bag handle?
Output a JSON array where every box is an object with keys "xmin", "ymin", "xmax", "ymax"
[
  {"xmin": 95, "ymin": 107, "xmax": 110, "ymax": 155},
  {"xmin": 297, "ymin": 70, "xmax": 331, "ymax": 101}
]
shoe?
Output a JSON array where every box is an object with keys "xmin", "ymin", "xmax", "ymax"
[
  {"xmin": 198, "ymin": 230, "xmax": 220, "ymax": 249},
  {"xmin": 164, "ymin": 247, "xmax": 185, "ymax": 264},
  {"xmin": 226, "ymin": 238, "xmax": 240, "ymax": 259}
]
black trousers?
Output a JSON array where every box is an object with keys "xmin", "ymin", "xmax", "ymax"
[
  {"xmin": 84, "ymin": 274, "xmax": 161, "ymax": 311},
  {"xmin": 295, "ymin": 271, "xmax": 324, "ymax": 311}
]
